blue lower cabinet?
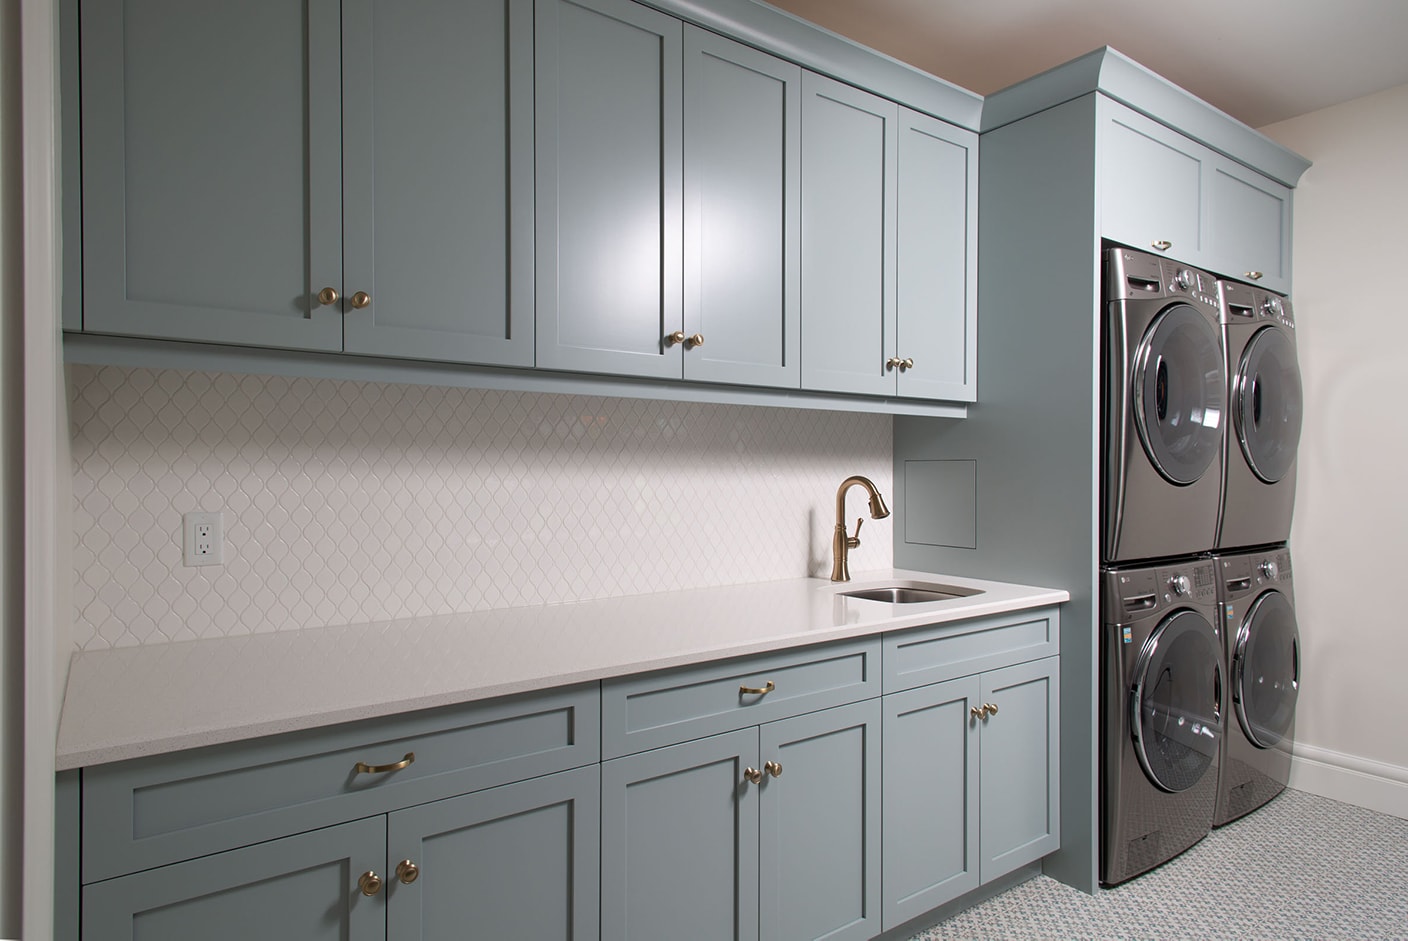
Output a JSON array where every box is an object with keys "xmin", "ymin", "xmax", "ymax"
[
  {"xmin": 82, "ymin": 816, "xmax": 388, "ymax": 941},
  {"xmin": 601, "ymin": 702, "xmax": 882, "ymax": 941},
  {"xmin": 387, "ymin": 766, "xmax": 600, "ymax": 941}
]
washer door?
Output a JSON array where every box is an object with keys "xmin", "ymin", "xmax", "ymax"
[
  {"xmin": 1234, "ymin": 589, "xmax": 1300, "ymax": 748},
  {"xmin": 1234, "ymin": 326, "xmax": 1302, "ymax": 484},
  {"xmin": 1132, "ymin": 304, "xmax": 1225, "ymax": 485},
  {"xmin": 1131, "ymin": 608, "xmax": 1223, "ymax": 793}
]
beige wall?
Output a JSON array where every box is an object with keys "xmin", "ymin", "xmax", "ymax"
[{"xmin": 1261, "ymin": 82, "xmax": 1408, "ymax": 811}]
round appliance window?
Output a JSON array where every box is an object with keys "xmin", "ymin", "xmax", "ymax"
[
  {"xmin": 1132, "ymin": 304, "xmax": 1225, "ymax": 485},
  {"xmin": 1234, "ymin": 589, "xmax": 1300, "ymax": 749},
  {"xmin": 1131, "ymin": 608, "xmax": 1223, "ymax": 793},
  {"xmin": 1235, "ymin": 326, "xmax": 1302, "ymax": 484}
]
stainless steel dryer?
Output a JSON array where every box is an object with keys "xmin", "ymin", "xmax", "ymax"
[
  {"xmin": 1216, "ymin": 281, "xmax": 1303, "ymax": 550},
  {"xmin": 1104, "ymin": 247, "xmax": 1226, "ymax": 563},
  {"xmin": 1213, "ymin": 546, "xmax": 1299, "ymax": 826},
  {"xmin": 1101, "ymin": 557, "xmax": 1222, "ymax": 886}
]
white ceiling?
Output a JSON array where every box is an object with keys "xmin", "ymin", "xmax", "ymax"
[{"xmin": 765, "ymin": 0, "xmax": 1408, "ymax": 128}]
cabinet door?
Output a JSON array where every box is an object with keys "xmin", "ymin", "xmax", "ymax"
[
  {"xmin": 682, "ymin": 27, "xmax": 801, "ymax": 389},
  {"xmin": 800, "ymin": 72, "xmax": 897, "ymax": 397},
  {"xmin": 894, "ymin": 109, "xmax": 978, "ymax": 402},
  {"xmin": 1099, "ymin": 99, "xmax": 1207, "ymax": 266},
  {"xmin": 82, "ymin": 817, "xmax": 385, "ymax": 941},
  {"xmin": 1207, "ymin": 157, "xmax": 1293, "ymax": 294},
  {"xmin": 341, "ymin": 0, "xmax": 534, "ymax": 366},
  {"xmin": 977, "ymin": 657, "xmax": 1060, "ymax": 882},
  {"xmin": 386, "ymin": 766, "xmax": 599, "ymax": 941},
  {"xmin": 601, "ymin": 729, "xmax": 760, "ymax": 941},
  {"xmin": 535, "ymin": 0, "xmax": 684, "ymax": 378},
  {"xmin": 759, "ymin": 700, "xmax": 881, "ymax": 941},
  {"xmin": 880, "ymin": 675, "xmax": 979, "ymax": 930},
  {"xmin": 80, "ymin": 0, "xmax": 343, "ymax": 350}
]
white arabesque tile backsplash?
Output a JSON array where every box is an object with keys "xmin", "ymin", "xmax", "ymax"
[{"xmin": 69, "ymin": 366, "xmax": 893, "ymax": 651}]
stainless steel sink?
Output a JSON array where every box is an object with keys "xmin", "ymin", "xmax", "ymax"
[{"xmin": 840, "ymin": 584, "xmax": 983, "ymax": 604}]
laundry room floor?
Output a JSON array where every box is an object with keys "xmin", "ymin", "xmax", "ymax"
[{"xmin": 907, "ymin": 788, "xmax": 1408, "ymax": 940}]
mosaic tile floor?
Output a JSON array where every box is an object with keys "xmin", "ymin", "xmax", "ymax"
[{"xmin": 910, "ymin": 788, "xmax": 1408, "ymax": 940}]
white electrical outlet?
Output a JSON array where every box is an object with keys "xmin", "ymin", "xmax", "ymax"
[{"xmin": 183, "ymin": 511, "xmax": 224, "ymax": 567}]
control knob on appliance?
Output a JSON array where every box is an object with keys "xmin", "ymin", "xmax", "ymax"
[
  {"xmin": 1260, "ymin": 559, "xmax": 1278, "ymax": 580},
  {"xmin": 1261, "ymin": 295, "xmax": 1283, "ymax": 319},
  {"xmin": 1173, "ymin": 269, "xmax": 1194, "ymax": 291},
  {"xmin": 1169, "ymin": 574, "xmax": 1192, "ymax": 597}
]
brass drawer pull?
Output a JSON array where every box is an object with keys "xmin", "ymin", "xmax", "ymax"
[
  {"xmin": 354, "ymin": 751, "xmax": 415, "ymax": 775},
  {"xmin": 665, "ymin": 330, "xmax": 687, "ymax": 347},
  {"xmin": 350, "ymin": 291, "xmax": 372, "ymax": 309},
  {"xmin": 985, "ymin": 702, "xmax": 999, "ymax": 716},
  {"xmin": 970, "ymin": 705, "xmax": 986, "ymax": 720},
  {"xmin": 744, "ymin": 767, "xmax": 764, "ymax": 785},
  {"xmin": 739, "ymin": 680, "xmax": 775, "ymax": 697},
  {"xmin": 1151, "ymin": 240, "xmax": 1172, "ymax": 251},
  {"xmin": 358, "ymin": 871, "xmax": 383, "ymax": 896},
  {"xmin": 1245, "ymin": 271, "xmax": 1264, "ymax": 281},
  {"xmin": 684, "ymin": 332, "xmax": 705, "ymax": 349},
  {"xmin": 317, "ymin": 286, "xmax": 339, "ymax": 306},
  {"xmin": 764, "ymin": 760, "xmax": 783, "ymax": 778},
  {"xmin": 396, "ymin": 859, "xmax": 420, "ymax": 885}
]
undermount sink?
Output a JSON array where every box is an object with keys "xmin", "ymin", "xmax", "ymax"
[{"xmin": 840, "ymin": 583, "xmax": 983, "ymax": 604}]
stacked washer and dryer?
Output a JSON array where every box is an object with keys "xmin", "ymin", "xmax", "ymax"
[{"xmin": 1099, "ymin": 246, "xmax": 1303, "ymax": 887}]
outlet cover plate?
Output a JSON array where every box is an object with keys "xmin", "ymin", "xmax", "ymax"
[{"xmin": 183, "ymin": 511, "xmax": 224, "ymax": 566}]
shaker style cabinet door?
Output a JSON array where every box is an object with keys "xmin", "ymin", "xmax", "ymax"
[
  {"xmin": 894, "ymin": 109, "xmax": 978, "ymax": 402},
  {"xmin": 880, "ymin": 675, "xmax": 980, "ymax": 930},
  {"xmin": 340, "ymin": 0, "xmax": 535, "ymax": 367},
  {"xmin": 82, "ymin": 817, "xmax": 386, "ymax": 941},
  {"xmin": 682, "ymin": 27, "xmax": 801, "ymax": 389},
  {"xmin": 1098, "ymin": 99, "xmax": 1208, "ymax": 267},
  {"xmin": 799, "ymin": 73, "xmax": 898, "ymax": 397},
  {"xmin": 535, "ymin": 0, "xmax": 684, "ymax": 379},
  {"xmin": 601, "ymin": 729, "xmax": 761, "ymax": 941},
  {"xmin": 386, "ymin": 766, "xmax": 600, "ymax": 941},
  {"xmin": 1206, "ymin": 157, "xmax": 1293, "ymax": 294},
  {"xmin": 79, "ymin": 0, "xmax": 344, "ymax": 350}
]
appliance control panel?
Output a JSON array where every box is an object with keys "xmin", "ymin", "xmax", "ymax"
[
  {"xmin": 1106, "ymin": 559, "xmax": 1217, "ymax": 620},
  {"xmin": 1221, "ymin": 279, "xmax": 1294, "ymax": 330}
]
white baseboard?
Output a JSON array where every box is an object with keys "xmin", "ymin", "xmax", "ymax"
[{"xmin": 1289, "ymin": 742, "xmax": 1408, "ymax": 820}]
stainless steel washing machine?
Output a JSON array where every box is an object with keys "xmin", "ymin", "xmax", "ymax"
[
  {"xmin": 1104, "ymin": 247, "xmax": 1226, "ymax": 563},
  {"xmin": 1216, "ymin": 280, "xmax": 1302, "ymax": 550},
  {"xmin": 1213, "ymin": 545, "xmax": 1299, "ymax": 826},
  {"xmin": 1101, "ymin": 556, "xmax": 1222, "ymax": 886}
]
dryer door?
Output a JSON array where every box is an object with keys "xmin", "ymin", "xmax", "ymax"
[
  {"xmin": 1234, "ymin": 325, "xmax": 1302, "ymax": 484},
  {"xmin": 1131, "ymin": 608, "xmax": 1223, "ymax": 793},
  {"xmin": 1132, "ymin": 304, "xmax": 1225, "ymax": 485},
  {"xmin": 1233, "ymin": 589, "xmax": 1300, "ymax": 748}
]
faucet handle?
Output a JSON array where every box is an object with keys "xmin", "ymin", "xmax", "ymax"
[{"xmin": 847, "ymin": 517, "xmax": 864, "ymax": 550}]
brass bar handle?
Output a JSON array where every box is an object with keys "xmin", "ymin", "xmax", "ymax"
[
  {"xmin": 354, "ymin": 751, "xmax": 415, "ymax": 775},
  {"xmin": 744, "ymin": 767, "xmax": 764, "ymax": 785},
  {"xmin": 317, "ymin": 286, "xmax": 340, "ymax": 306},
  {"xmin": 664, "ymin": 330, "xmax": 687, "ymax": 347},
  {"xmin": 1245, "ymin": 271, "xmax": 1264, "ymax": 281},
  {"xmin": 764, "ymin": 760, "xmax": 783, "ymax": 778},
  {"xmin": 684, "ymin": 333, "xmax": 705, "ymax": 349},
  {"xmin": 395, "ymin": 859, "xmax": 420, "ymax": 885},
  {"xmin": 969, "ymin": 705, "xmax": 987, "ymax": 720},
  {"xmin": 1151, "ymin": 240, "xmax": 1172, "ymax": 251},
  {"xmin": 984, "ymin": 702, "xmax": 999, "ymax": 716},
  {"xmin": 350, "ymin": 291, "xmax": 372, "ymax": 309},
  {"xmin": 739, "ymin": 680, "xmax": 775, "ymax": 697},
  {"xmin": 358, "ymin": 871, "xmax": 384, "ymax": 896}
]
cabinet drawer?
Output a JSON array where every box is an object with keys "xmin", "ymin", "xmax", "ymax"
[
  {"xmin": 82, "ymin": 684, "xmax": 599, "ymax": 883},
  {"xmin": 882, "ymin": 607, "xmax": 1059, "ymax": 693},
  {"xmin": 602, "ymin": 639, "xmax": 880, "ymax": 758}
]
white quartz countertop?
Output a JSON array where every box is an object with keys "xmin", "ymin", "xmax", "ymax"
[{"xmin": 56, "ymin": 569, "xmax": 1067, "ymax": 769}]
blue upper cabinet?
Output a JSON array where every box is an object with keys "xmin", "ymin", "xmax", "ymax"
[
  {"xmin": 801, "ymin": 75, "xmax": 978, "ymax": 401},
  {"xmin": 79, "ymin": 0, "xmax": 345, "ymax": 351},
  {"xmin": 79, "ymin": 0, "xmax": 534, "ymax": 366},
  {"xmin": 534, "ymin": 0, "xmax": 685, "ymax": 380}
]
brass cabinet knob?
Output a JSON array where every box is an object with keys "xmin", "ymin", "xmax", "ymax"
[
  {"xmin": 984, "ymin": 702, "xmax": 999, "ymax": 716},
  {"xmin": 358, "ymin": 871, "xmax": 384, "ymax": 896},
  {"xmin": 684, "ymin": 333, "xmax": 704, "ymax": 349},
  {"xmin": 1245, "ymin": 271, "xmax": 1264, "ymax": 281},
  {"xmin": 886, "ymin": 357, "xmax": 902, "ymax": 370},
  {"xmin": 739, "ymin": 680, "xmax": 775, "ymax": 697},
  {"xmin": 317, "ymin": 286, "xmax": 340, "ymax": 306},
  {"xmin": 350, "ymin": 291, "xmax": 372, "ymax": 309},
  {"xmin": 354, "ymin": 751, "xmax": 415, "ymax": 775},
  {"xmin": 900, "ymin": 357, "xmax": 914, "ymax": 371},
  {"xmin": 969, "ymin": 705, "xmax": 986, "ymax": 720},
  {"xmin": 744, "ymin": 767, "xmax": 764, "ymax": 785},
  {"xmin": 665, "ymin": 330, "xmax": 687, "ymax": 347},
  {"xmin": 1151, "ymin": 240, "xmax": 1172, "ymax": 251},
  {"xmin": 764, "ymin": 760, "xmax": 783, "ymax": 778},
  {"xmin": 395, "ymin": 859, "xmax": 420, "ymax": 885}
]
